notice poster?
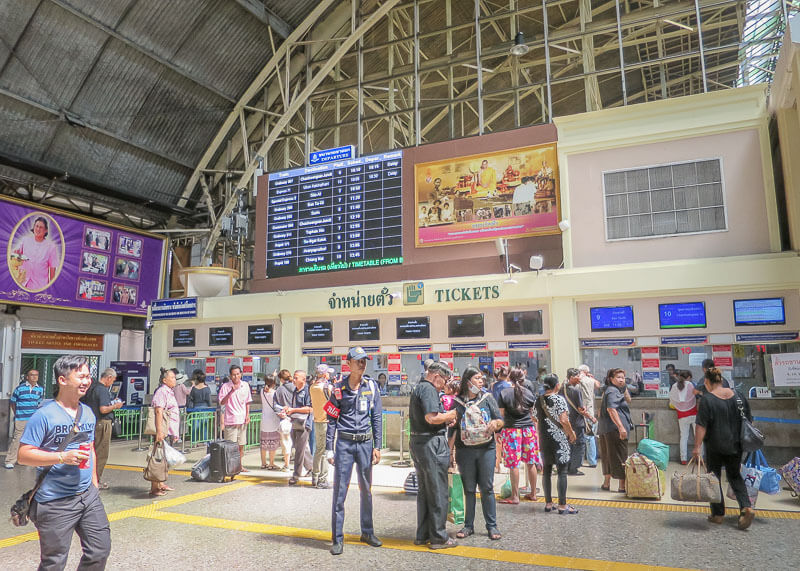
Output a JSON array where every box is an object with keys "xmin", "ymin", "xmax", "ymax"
[
  {"xmin": 771, "ymin": 353, "xmax": 800, "ymax": 387},
  {"xmin": 414, "ymin": 143, "xmax": 560, "ymax": 247},
  {"xmin": 242, "ymin": 356, "xmax": 253, "ymax": 383},
  {"xmin": 640, "ymin": 347, "xmax": 661, "ymax": 390},
  {"xmin": 205, "ymin": 357, "xmax": 216, "ymax": 386},
  {"xmin": 0, "ymin": 196, "xmax": 166, "ymax": 316},
  {"xmin": 493, "ymin": 350, "xmax": 509, "ymax": 370}
]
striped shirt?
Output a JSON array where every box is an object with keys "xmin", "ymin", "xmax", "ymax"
[{"xmin": 11, "ymin": 382, "xmax": 44, "ymax": 421}]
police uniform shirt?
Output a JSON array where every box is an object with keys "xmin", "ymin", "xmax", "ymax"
[
  {"xmin": 408, "ymin": 379, "xmax": 445, "ymax": 435},
  {"xmin": 325, "ymin": 375, "xmax": 383, "ymax": 450}
]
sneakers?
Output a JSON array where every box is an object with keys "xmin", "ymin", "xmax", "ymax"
[
  {"xmin": 316, "ymin": 481, "xmax": 330, "ymax": 489},
  {"xmin": 5, "ymin": 463, "xmax": 14, "ymax": 469}
]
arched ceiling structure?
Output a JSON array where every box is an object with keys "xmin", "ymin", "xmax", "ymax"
[{"xmin": 0, "ymin": 0, "xmax": 794, "ymax": 285}]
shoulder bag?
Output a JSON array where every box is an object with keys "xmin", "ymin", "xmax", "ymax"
[
  {"xmin": 735, "ymin": 395, "xmax": 764, "ymax": 453},
  {"xmin": 144, "ymin": 386, "xmax": 170, "ymax": 436},
  {"xmin": 10, "ymin": 406, "xmax": 83, "ymax": 526},
  {"xmin": 562, "ymin": 388, "xmax": 593, "ymax": 435}
]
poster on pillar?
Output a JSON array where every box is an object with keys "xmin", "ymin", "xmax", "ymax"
[
  {"xmin": 414, "ymin": 143, "xmax": 560, "ymax": 247},
  {"xmin": 640, "ymin": 347, "xmax": 661, "ymax": 390},
  {"xmin": 0, "ymin": 195, "xmax": 166, "ymax": 316}
]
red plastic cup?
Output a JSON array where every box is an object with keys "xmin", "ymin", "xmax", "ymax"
[{"xmin": 78, "ymin": 442, "xmax": 91, "ymax": 469}]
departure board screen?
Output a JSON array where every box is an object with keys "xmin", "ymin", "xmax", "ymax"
[{"xmin": 266, "ymin": 150, "xmax": 403, "ymax": 278}]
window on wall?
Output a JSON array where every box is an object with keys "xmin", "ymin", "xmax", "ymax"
[{"xmin": 603, "ymin": 159, "xmax": 726, "ymax": 240}]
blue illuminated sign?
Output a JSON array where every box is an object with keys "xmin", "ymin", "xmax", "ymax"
[
  {"xmin": 590, "ymin": 306, "xmax": 634, "ymax": 331},
  {"xmin": 309, "ymin": 145, "xmax": 355, "ymax": 165},
  {"xmin": 659, "ymin": 302, "xmax": 706, "ymax": 329}
]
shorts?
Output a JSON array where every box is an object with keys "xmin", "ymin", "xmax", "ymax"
[
  {"xmin": 260, "ymin": 431, "xmax": 280, "ymax": 451},
  {"xmin": 224, "ymin": 424, "xmax": 247, "ymax": 446},
  {"xmin": 501, "ymin": 426, "xmax": 542, "ymax": 469}
]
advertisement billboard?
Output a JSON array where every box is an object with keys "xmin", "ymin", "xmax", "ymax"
[
  {"xmin": 0, "ymin": 196, "xmax": 166, "ymax": 316},
  {"xmin": 414, "ymin": 143, "xmax": 560, "ymax": 247}
]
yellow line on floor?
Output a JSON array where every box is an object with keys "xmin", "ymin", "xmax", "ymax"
[
  {"xmin": 0, "ymin": 480, "xmax": 259, "ymax": 550},
  {"xmin": 140, "ymin": 510, "xmax": 697, "ymax": 571}
]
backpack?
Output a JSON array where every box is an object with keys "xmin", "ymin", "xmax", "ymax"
[{"xmin": 453, "ymin": 393, "xmax": 492, "ymax": 446}]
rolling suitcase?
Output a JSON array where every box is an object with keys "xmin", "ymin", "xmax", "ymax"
[{"xmin": 208, "ymin": 440, "xmax": 241, "ymax": 483}]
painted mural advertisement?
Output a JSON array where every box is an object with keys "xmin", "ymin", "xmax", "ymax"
[
  {"xmin": 414, "ymin": 143, "xmax": 560, "ymax": 247},
  {"xmin": 0, "ymin": 195, "xmax": 166, "ymax": 316}
]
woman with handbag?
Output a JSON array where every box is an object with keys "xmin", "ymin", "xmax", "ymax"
[
  {"xmin": 669, "ymin": 371, "xmax": 699, "ymax": 465},
  {"xmin": 693, "ymin": 367, "xmax": 755, "ymax": 529},
  {"xmin": 148, "ymin": 368, "xmax": 180, "ymax": 496},
  {"xmin": 260, "ymin": 374, "xmax": 287, "ymax": 470},
  {"xmin": 535, "ymin": 374, "xmax": 578, "ymax": 514},
  {"xmin": 597, "ymin": 369, "xmax": 632, "ymax": 493}
]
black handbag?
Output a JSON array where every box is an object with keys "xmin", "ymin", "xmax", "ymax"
[
  {"xmin": 10, "ymin": 407, "xmax": 83, "ymax": 527},
  {"xmin": 736, "ymin": 396, "xmax": 765, "ymax": 453}
]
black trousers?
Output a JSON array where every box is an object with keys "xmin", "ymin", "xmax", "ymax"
[
  {"xmin": 455, "ymin": 445, "xmax": 497, "ymax": 531},
  {"xmin": 410, "ymin": 434, "xmax": 450, "ymax": 544},
  {"xmin": 542, "ymin": 462, "xmax": 569, "ymax": 505},
  {"xmin": 568, "ymin": 426, "xmax": 585, "ymax": 474},
  {"xmin": 707, "ymin": 449, "xmax": 750, "ymax": 516}
]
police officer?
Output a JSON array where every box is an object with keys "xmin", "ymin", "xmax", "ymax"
[{"xmin": 325, "ymin": 346, "xmax": 383, "ymax": 555}]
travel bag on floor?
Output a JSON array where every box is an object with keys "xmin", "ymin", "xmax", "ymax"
[
  {"xmin": 745, "ymin": 450, "xmax": 781, "ymax": 495},
  {"xmin": 637, "ymin": 438, "xmax": 669, "ymax": 471},
  {"xmin": 625, "ymin": 453, "xmax": 662, "ymax": 499},
  {"xmin": 778, "ymin": 457, "xmax": 800, "ymax": 497},
  {"xmin": 208, "ymin": 440, "xmax": 241, "ymax": 483},
  {"xmin": 191, "ymin": 454, "xmax": 211, "ymax": 482},
  {"xmin": 403, "ymin": 471, "xmax": 418, "ymax": 495},
  {"xmin": 670, "ymin": 457, "xmax": 721, "ymax": 503}
]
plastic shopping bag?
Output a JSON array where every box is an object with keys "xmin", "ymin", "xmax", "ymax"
[
  {"xmin": 727, "ymin": 465, "xmax": 762, "ymax": 508},
  {"xmin": 746, "ymin": 450, "xmax": 781, "ymax": 495},
  {"xmin": 447, "ymin": 473, "xmax": 465, "ymax": 525},
  {"xmin": 162, "ymin": 440, "xmax": 187, "ymax": 467},
  {"xmin": 499, "ymin": 475, "xmax": 512, "ymax": 499}
]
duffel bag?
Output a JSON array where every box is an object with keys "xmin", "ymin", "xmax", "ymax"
[
  {"xmin": 746, "ymin": 450, "xmax": 781, "ymax": 495},
  {"xmin": 637, "ymin": 438, "xmax": 669, "ymax": 471},
  {"xmin": 670, "ymin": 457, "xmax": 721, "ymax": 503},
  {"xmin": 191, "ymin": 453, "xmax": 211, "ymax": 482}
]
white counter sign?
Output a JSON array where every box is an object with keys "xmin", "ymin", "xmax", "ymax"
[{"xmin": 770, "ymin": 353, "xmax": 800, "ymax": 387}]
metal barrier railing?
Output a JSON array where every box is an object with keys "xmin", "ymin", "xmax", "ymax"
[
  {"xmin": 245, "ymin": 412, "xmax": 262, "ymax": 450},
  {"xmin": 114, "ymin": 406, "xmax": 141, "ymax": 440},
  {"xmin": 182, "ymin": 408, "xmax": 217, "ymax": 452}
]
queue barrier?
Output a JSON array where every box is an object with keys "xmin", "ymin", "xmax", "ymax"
[
  {"xmin": 245, "ymin": 412, "xmax": 262, "ymax": 450},
  {"xmin": 114, "ymin": 406, "xmax": 141, "ymax": 440},
  {"xmin": 182, "ymin": 407, "xmax": 217, "ymax": 452}
]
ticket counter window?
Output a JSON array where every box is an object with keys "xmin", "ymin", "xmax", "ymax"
[
  {"xmin": 735, "ymin": 342, "xmax": 800, "ymax": 396},
  {"xmin": 174, "ymin": 356, "xmax": 281, "ymax": 394}
]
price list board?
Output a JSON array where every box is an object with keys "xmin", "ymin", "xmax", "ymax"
[{"xmin": 266, "ymin": 150, "xmax": 403, "ymax": 278}]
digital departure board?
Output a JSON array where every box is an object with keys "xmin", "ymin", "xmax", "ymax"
[
  {"xmin": 349, "ymin": 319, "xmax": 380, "ymax": 342},
  {"xmin": 248, "ymin": 324, "xmax": 274, "ymax": 344},
  {"xmin": 733, "ymin": 298, "xmax": 785, "ymax": 326},
  {"xmin": 397, "ymin": 317, "xmax": 430, "ymax": 339},
  {"xmin": 266, "ymin": 150, "xmax": 403, "ymax": 278},
  {"xmin": 209, "ymin": 326, "xmax": 234, "ymax": 346},
  {"xmin": 590, "ymin": 306, "xmax": 634, "ymax": 331},
  {"xmin": 304, "ymin": 321, "xmax": 333, "ymax": 343},
  {"xmin": 172, "ymin": 328, "xmax": 195, "ymax": 347},
  {"xmin": 659, "ymin": 302, "xmax": 706, "ymax": 329}
]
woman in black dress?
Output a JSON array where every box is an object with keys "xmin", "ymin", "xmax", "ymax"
[
  {"xmin": 535, "ymin": 374, "xmax": 578, "ymax": 514},
  {"xmin": 693, "ymin": 367, "xmax": 754, "ymax": 529}
]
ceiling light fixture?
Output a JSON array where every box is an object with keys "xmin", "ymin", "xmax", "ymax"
[{"xmin": 510, "ymin": 31, "xmax": 529, "ymax": 56}]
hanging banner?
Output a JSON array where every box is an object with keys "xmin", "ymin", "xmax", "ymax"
[{"xmin": 0, "ymin": 195, "xmax": 166, "ymax": 316}]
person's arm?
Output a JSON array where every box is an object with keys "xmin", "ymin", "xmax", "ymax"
[
  {"xmin": 371, "ymin": 389, "xmax": 383, "ymax": 464},
  {"xmin": 692, "ymin": 425, "xmax": 706, "ymax": 458},
  {"xmin": 219, "ymin": 384, "xmax": 234, "ymax": 406},
  {"xmin": 424, "ymin": 409, "xmax": 456, "ymax": 425},
  {"xmin": 244, "ymin": 402, "xmax": 251, "ymax": 424},
  {"xmin": 559, "ymin": 410, "xmax": 576, "ymax": 443},
  {"xmin": 623, "ymin": 388, "xmax": 631, "ymax": 404},
  {"xmin": 187, "ymin": 389, "xmax": 194, "ymax": 410},
  {"xmin": 18, "ymin": 444, "xmax": 88, "ymax": 467},
  {"xmin": 9, "ymin": 387, "xmax": 17, "ymax": 417},
  {"xmin": 607, "ymin": 406, "xmax": 627, "ymax": 439},
  {"xmin": 90, "ymin": 445, "xmax": 99, "ymax": 487}
]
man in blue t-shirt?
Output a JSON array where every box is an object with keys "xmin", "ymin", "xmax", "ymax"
[
  {"xmin": 19, "ymin": 355, "xmax": 111, "ymax": 570},
  {"xmin": 5, "ymin": 369, "xmax": 44, "ymax": 469}
]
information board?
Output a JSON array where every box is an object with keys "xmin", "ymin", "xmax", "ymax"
[
  {"xmin": 209, "ymin": 326, "xmax": 233, "ymax": 346},
  {"xmin": 349, "ymin": 319, "xmax": 380, "ymax": 342},
  {"xmin": 248, "ymin": 324, "xmax": 273, "ymax": 344},
  {"xmin": 590, "ymin": 306, "xmax": 634, "ymax": 331},
  {"xmin": 266, "ymin": 150, "xmax": 403, "ymax": 278},
  {"xmin": 304, "ymin": 321, "xmax": 333, "ymax": 343},
  {"xmin": 659, "ymin": 302, "xmax": 706, "ymax": 329},
  {"xmin": 397, "ymin": 317, "xmax": 430, "ymax": 339},
  {"xmin": 733, "ymin": 298, "xmax": 785, "ymax": 326},
  {"xmin": 172, "ymin": 329, "xmax": 195, "ymax": 347}
]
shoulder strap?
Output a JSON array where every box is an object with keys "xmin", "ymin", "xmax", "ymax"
[
  {"xmin": 538, "ymin": 395, "xmax": 561, "ymax": 426},
  {"xmin": 562, "ymin": 387, "xmax": 578, "ymax": 412}
]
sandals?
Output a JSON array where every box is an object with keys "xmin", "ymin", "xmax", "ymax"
[
  {"xmin": 456, "ymin": 527, "xmax": 474, "ymax": 539},
  {"xmin": 600, "ymin": 484, "xmax": 611, "ymax": 491},
  {"xmin": 261, "ymin": 464, "xmax": 268, "ymax": 469},
  {"xmin": 498, "ymin": 498, "xmax": 519, "ymax": 504},
  {"xmin": 429, "ymin": 538, "xmax": 458, "ymax": 550},
  {"xmin": 268, "ymin": 465, "xmax": 279, "ymax": 471},
  {"xmin": 544, "ymin": 504, "xmax": 556, "ymax": 513},
  {"xmin": 522, "ymin": 493, "xmax": 538, "ymax": 502},
  {"xmin": 558, "ymin": 505, "xmax": 579, "ymax": 515},
  {"xmin": 159, "ymin": 485, "xmax": 174, "ymax": 492},
  {"xmin": 149, "ymin": 490, "xmax": 166, "ymax": 497},
  {"xmin": 488, "ymin": 527, "xmax": 501, "ymax": 540}
]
